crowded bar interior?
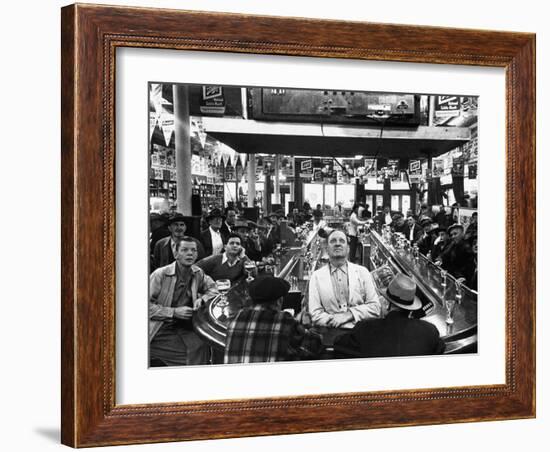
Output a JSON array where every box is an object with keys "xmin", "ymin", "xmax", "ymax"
[{"xmin": 148, "ymin": 83, "xmax": 479, "ymax": 367}]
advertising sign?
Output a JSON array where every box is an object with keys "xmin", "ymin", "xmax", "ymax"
[
  {"xmin": 200, "ymin": 86, "xmax": 226, "ymax": 115},
  {"xmin": 434, "ymin": 95, "xmax": 461, "ymax": 117}
]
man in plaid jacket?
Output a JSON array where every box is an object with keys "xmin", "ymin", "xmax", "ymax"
[{"xmin": 224, "ymin": 276, "xmax": 323, "ymax": 364}]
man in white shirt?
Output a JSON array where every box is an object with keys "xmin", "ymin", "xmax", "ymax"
[
  {"xmin": 200, "ymin": 208, "xmax": 228, "ymax": 256},
  {"xmin": 308, "ymin": 230, "xmax": 384, "ymax": 329}
]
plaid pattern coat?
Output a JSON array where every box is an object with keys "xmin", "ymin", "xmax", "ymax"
[{"xmin": 224, "ymin": 305, "xmax": 323, "ymax": 364}]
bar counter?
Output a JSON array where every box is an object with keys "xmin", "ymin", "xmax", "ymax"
[{"xmin": 194, "ymin": 228, "xmax": 478, "ymax": 357}]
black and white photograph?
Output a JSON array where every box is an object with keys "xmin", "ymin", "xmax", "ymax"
[{"xmin": 148, "ymin": 83, "xmax": 479, "ymax": 367}]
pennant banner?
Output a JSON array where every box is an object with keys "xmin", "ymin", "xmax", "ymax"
[
  {"xmin": 228, "ymin": 149, "xmax": 237, "ymax": 167},
  {"xmin": 159, "ymin": 108, "xmax": 174, "ymax": 147},
  {"xmin": 239, "ymin": 153, "xmax": 248, "ymax": 168}
]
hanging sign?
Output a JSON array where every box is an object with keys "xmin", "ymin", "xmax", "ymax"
[
  {"xmin": 452, "ymin": 156, "xmax": 465, "ymax": 175},
  {"xmin": 200, "ymin": 86, "xmax": 226, "ymax": 115},
  {"xmin": 409, "ymin": 159, "xmax": 421, "ymax": 175},
  {"xmin": 434, "ymin": 95, "xmax": 461, "ymax": 117},
  {"xmin": 432, "ymin": 159, "xmax": 444, "ymax": 177}
]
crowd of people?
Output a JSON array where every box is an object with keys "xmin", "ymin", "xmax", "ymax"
[
  {"xmin": 368, "ymin": 204, "xmax": 478, "ymax": 290},
  {"xmin": 147, "ymin": 201, "xmax": 463, "ymax": 367}
]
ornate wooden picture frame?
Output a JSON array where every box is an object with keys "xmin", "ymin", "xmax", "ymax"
[{"xmin": 61, "ymin": 3, "xmax": 535, "ymax": 447}]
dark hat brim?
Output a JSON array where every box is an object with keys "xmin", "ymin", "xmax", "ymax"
[{"xmin": 167, "ymin": 215, "xmax": 187, "ymax": 225}]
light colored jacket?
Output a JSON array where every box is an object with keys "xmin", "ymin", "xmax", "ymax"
[
  {"xmin": 149, "ymin": 262, "xmax": 218, "ymax": 342},
  {"xmin": 308, "ymin": 262, "xmax": 384, "ymax": 328}
]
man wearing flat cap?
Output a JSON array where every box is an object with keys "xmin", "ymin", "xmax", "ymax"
[
  {"xmin": 152, "ymin": 213, "xmax": 206, "ymax": 272},
  {"xmin": 334, "ymin": 273, "xmax": 445, "ymax": 358},
  {"xmin": 200, "ymin": 208, "xmax": 229, "ymax": 257},
  {"xmin": 436, "ymin": 223, "xmax": 476, "ymax": 284},
  {"xmin": 224, "ymin": 276, "xmax": 322, "ymax": 363},
  {"xmin": 415, "ymin": 217, "xmax": 436, "ymax": 256},
  {"xmin": 427, "ymin": 225, "xmax": 450, "ymax": 261}
]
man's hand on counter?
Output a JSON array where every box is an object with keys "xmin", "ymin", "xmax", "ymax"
[{"xmin": 328, "ymin": 311, "xmax": 354, "ymax": 328}]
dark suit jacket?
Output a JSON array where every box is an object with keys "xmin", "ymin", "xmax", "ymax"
[
  {"xmin": 404, "ymin": 223, "xmax": 423, "ymax": 243},
  {"xmin": 220, "ymin": 221, "xmax": 233, "ymax": 237},
  {"xmin": 334, "ymin": 310, "xmax": 445, "ymax": 358},
  {"xmin": 151, "ymin": 236, "xmax": 206, "ymax": 272},
  {"xmin": 439, "ymin": 239, "xmax": 476, "ymax": 281},
  {"xmin": 416, "ymin": 233, "xmax": 434, "ymax": 256},
  {"xmin": 200, "ymin": 228, "xmax": 228, "ymax": 257}
]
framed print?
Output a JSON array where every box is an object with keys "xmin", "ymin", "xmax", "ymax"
[{"xmin": 61, "ymin": 3, "xmax": 535, "ymax": 447}]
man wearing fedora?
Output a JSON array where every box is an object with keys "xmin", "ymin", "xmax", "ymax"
[
  {"xmin": 308, "ymin": 229, "xmax": 383, "ymax": 329},
  {"xmin": 334, "ymin": 273, "xmax": 445, "ymax": 358},
  {"xmin": 152, "ymin": 212, "xmax": 206, "ymax": 272},
  {"xmin": 224, "ymin": 275, "xmax": 322, "ymax": 363},
  {"xmin": 265, "ymin": 210, "xmax": 284, "ymax": 244},
  {"xmin": 200, "ymin": 208, "xmax": 229, "ymax": 257},
  {"xmin": 149, "ymin": 236, "xmax": 219, "ymax": 366},
  {"xmin": 233, "ymin": 219, "xmax": 267, "ymax": 262}
]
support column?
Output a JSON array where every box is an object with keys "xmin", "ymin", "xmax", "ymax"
[
  {"xmin": 383, "ymin": 177, "xmax": 391, "ymax": 208},
  {"xmin": 264, "ymin": 174, "xmax": 271, "ymax": 214},
  {"xmin": 273, "ymin": 154, "xmax": 281, "ymax": 204},
  {"xmin": 429, "ymin": 95, "xmax": 436, "ymax": 127},
  {"xmin": 289, "ymin": 157, "xmax": 295, "ymax": 202},
  {"xmin": 173, "ymin": 85, "xmax": 192, "ymax": 215},
  {"xmin": 247, "ymin": 153, "xmax": 256, "ymax": 207}
]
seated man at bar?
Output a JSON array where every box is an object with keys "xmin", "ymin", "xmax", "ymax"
[
  {"xmin": 334, "ymin": 273, "xmax": 445, "ymax": 358},
  {"xmin": 233, "ymin": 220, "xmax": 265, "ymax": 261},
  {"xmin": 391, "ymin": 213, "xmax": 408, "ymax": 234},
  {"xmin": 152, "ymin": 212, "xmax": 206, "ymax": 272},
  {"xmin": 149, "ymin": 236, "xmax": 219, "ymax": 366},
  {"xmin": 436, "ymin": 224, "xmax": 476, "ymax": 284},
  {"xmin": 430, "ymin": 226, "xmax": 450, "ymax": 261},
  {"xmin": 308, "ymin": 229, "xmax": 383, "ymax": 329},
  {"xmin": 416, "ymin": 218, "xmax": 435, "ymax": 256},
  {"xmin": 405, "ymin": 215, "xmax": 423, "ymax": 243},
  {"xmin": 225, "ymin": 275, "xmax": 322, "ymax": 363},
  {"xmin": 375, "ymin": 205, "xmax": 395, "ymax": 227},
  {"xmin": 196, "ymin": 233, "xmax": 248, "ymax": 284}
]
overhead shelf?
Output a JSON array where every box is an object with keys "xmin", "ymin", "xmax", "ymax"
[{"xmin": 202, "ymin": 117, "xmax": 471, "ymax": 159}]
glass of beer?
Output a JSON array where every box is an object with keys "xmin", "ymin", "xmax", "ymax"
[
  {"xmin": 216, "ymin": 279, "xmax": 231, "ymax": 309},
  {"xmin": 244, "ymin": 260, "xmax": 256, "ymax": 282},
  {"xmin": 445, "ymin": 298, "xmax": 456, "ymax": 324}
]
